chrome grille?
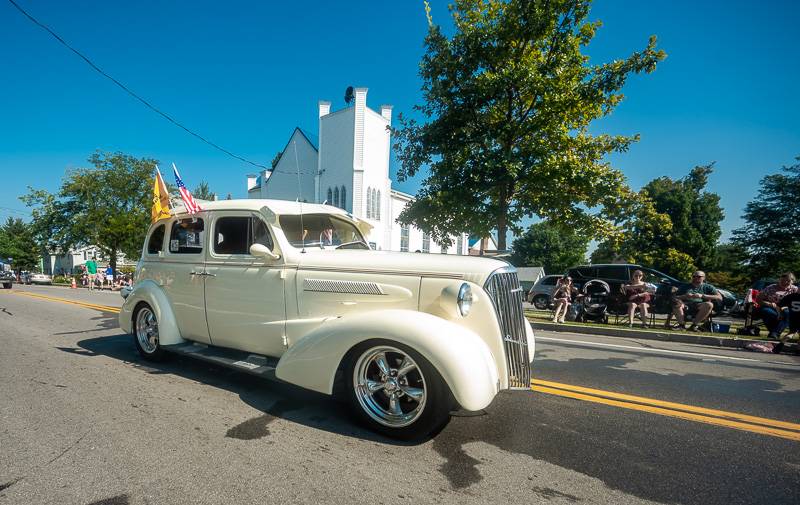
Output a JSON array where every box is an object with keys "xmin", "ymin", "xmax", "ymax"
[{"xmin": 484, "ymin": 269, "xmax": 531, "ymax": 389}]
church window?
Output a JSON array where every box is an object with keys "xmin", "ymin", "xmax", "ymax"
[
  {"xmin": 366, "ymin": 187, "xmax": 372, "ymax": 218},
  {"xmin": 340, "ymin": 186, "xmax": 346, "ymax": 209},
  {"xmin": 422, "ymin": 232, "xmax": 430, "ymax": 253},
  {"xmin": 400, "ymin": 224, "xmax": 409, "ymax": 252},
  {"xmin": 333, "ymin": 187, "xmax": 339, "ymax": 208},
  {"xmin": 327, "ymin": 188, "xmax": 332, "ymax": 205},
  {"xmin": 457, "ymin": 235, "xmax": 464, "ymax": 255},
  {"xmin": 376, "ymin": 190, "xmax": 381, "ymax": 220}
]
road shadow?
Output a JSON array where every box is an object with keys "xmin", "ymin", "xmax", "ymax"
[
  {"xmin": 430, "ymin": 351, "xmax": 800, "ymax": 504},
  {"xmin": 71, "ymin": 333, "xmax": 417, "ymax": 447}
]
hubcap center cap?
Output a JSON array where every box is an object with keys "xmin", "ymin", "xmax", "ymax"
[{"xmin": 384, "ymin": 378, "xmax": 399, "ymax": 393}]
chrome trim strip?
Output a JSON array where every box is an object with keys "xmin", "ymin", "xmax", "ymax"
[{"xmin": 299, "ymin": 266, "xmax": 464, "ymax": 279}]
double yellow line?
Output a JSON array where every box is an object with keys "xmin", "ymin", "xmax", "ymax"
[
  {"xmin": 532, "ymin": 379, "xmax": 800, "ymax": 441},
  {"xmin": 14, "ymin": 291, "xmax": 121, "ymax": 314}
]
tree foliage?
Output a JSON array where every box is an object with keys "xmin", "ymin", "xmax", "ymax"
[
  {"xmin": 592, "ymin": 165, "xmax": 723, "ymax": 280},
  {"xmin": 21, "ymin": 151, "xmax": 157, "ymax": 272},
  {"xmin": 0, "ymin": 218, "xmax": 39, "ymax": 272},
  {"xmin": 733, "ymin": 157, "xmax": 800, "ymax": 279},
  {"xmin": 193, "ymin": 180, "xmax": 215, "ymax": 201},
  {"xmin": 705, "ymin": 242, "xmax": 750, "ymax": 292},
  {"xmin": 393, "ymin": 0, "xmax": 666, "ymax": 249},
  {"xmin": 509, "ymin": 220, "xmax": 588, "ymax": 274}
]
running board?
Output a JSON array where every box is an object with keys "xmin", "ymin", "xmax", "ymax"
[{"xmin": 162, "ymin": 342, "xmax": 279, "ymax": 379}]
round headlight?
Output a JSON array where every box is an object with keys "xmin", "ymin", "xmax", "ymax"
[{"xmin": 457, "ymin": 283, "xmax": 473, "ymax": 317}]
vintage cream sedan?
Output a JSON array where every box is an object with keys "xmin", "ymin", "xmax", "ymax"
[{"xmin": 119, "ymin": 199, "xmax": 534, "ymax": 439}]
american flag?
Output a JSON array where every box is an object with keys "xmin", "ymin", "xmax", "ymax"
[{"xmin": 172, "ymin": 163, "xmax": 202, "ymax": 214}]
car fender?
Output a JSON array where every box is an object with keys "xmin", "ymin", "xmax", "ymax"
[
  {"xmin": 275, "ymin": 309, "xmax": 500, "ymax": 411},
  {"xmin": 118, "ymin": 280, "xmax": 184, "ymax": 346}
]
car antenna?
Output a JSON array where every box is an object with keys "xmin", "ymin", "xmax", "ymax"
[{"xmin": 293, "ymin": 139, "xmax": 305, "ymax": 254}]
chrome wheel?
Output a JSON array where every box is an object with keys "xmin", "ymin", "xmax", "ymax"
[
  {"xmin": 353, "ymin": 346, "xmax": 427, "ymax": 428},
  {"xmin": 135, "ymin": 307, "xmax": 159, "ymax": 354}
]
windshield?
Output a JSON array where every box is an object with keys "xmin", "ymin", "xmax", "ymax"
[{"xmin": 279, "ymin": 213, "xmax": 368, "ymax": 249}]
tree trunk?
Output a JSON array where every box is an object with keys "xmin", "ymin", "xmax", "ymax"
[{"xmin": 110, "ymin": 247, "xmax": 117, "ymax": 278}]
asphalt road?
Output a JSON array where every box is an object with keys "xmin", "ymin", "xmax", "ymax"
[{"xmin": 1, "ymin": 285, "xmax": 798, "ymax": 505}]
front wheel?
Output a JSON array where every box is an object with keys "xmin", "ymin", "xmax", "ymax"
[
  {"xmin": 345, "ymin": 340, "xmax": 454, "ymax": 441},
  {"xmin": 133, "ymin": 303, "xmax": 166, "ymax": 361},
  {"xmin": 2, "ymin": 283, "xmax": 11, "ymax": 289}
]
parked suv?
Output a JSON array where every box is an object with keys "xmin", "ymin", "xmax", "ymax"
[
  {"xmin": 119, "ymin": 199, "xmax": 535, "ymax": 440},
  {"xmin": 564, "ymin": 264, "xmax": 736, "ymax": 313},
  {"xmin": 527, "ymin": 274, "xmax": 562, "ymax": 309}
]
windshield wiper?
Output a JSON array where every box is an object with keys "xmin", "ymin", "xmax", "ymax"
[{"xmin": 335, "ymin": 240, "xmax": 369, "ymax": 250}]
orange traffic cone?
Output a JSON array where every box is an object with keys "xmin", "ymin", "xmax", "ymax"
[{"xmin": 71, "ymin": 277, "xmax": 77, "ymax": 289}]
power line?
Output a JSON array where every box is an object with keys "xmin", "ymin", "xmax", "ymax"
[
  {"xmin": 7, "ymin": 0, "xmax": 269, "ymax": 170},
  {"xmin": 0, "ymin": 206, "xmax": 31, "ymax": 216}
]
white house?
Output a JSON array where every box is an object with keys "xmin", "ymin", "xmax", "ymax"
[
  {"xmin": 42, "ymin": 246, "xmax": 135, "ymax": 275},
  {"xmin": 246, "ymin": 88, "xmax": 468, "ymax": 254}
]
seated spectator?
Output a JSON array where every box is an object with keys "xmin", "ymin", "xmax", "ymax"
[
  {"xmin": 622, "ymin": 269, "xmax": 652, "ymax": 327},
  {"xmin": 551, "ymin": 276, "xmax": 576, "ymax": 324},
  {"xmin": 776, "ymin": 289, "xmax": 800, "ymax": 353},
  {"xmin": 672, "ymin": 270, "xmax": 722, "ymax": 332},
  {"xmin": 757, "ymin": 272, "xmax": 797, "ymax": 342}
]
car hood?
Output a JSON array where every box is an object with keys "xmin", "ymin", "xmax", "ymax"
[{"xmin": 294, "ymin": 249, "xmax": 511, "ymax": 285}]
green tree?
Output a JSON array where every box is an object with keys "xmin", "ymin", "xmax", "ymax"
[
  {"xmin": 393, "ymin": 0, "xmax": 666, "ymax": 250},
  {"xmin": 193, "ymin": 180, "xmax": 215, "ymax": 201},
  {"xmin": 509, "ymin": 221, "xmax": 588, "ymax": 274},
  {"xmin": 705, "ymin": 242, "xmax": 750, "ymax": 292},
  {"xmin": 592, "ymin": 164, "xmax": 723, "ymax": 280},
  {"xmin": 22, "ymin": 151, "xmax": 157, "ymax": 274},
  {"xmin": 0, "ymin": 218, "xmax": 40, "ymax": 272},
  {"xmin": 733, "ymin": 157, "xmax": 800, "ymax": 279}
]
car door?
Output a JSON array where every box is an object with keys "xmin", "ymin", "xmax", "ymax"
[
  {"xmin": 162, "ymin": 216, "xmax": 212, "ymax": 344},
  {"xmin": 203, "ymin": 213, "xmax": 286, "ymax": 357}
]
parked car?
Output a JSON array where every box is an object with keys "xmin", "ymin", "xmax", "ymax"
[
  {"xmin": 0, "ymin": 269, "xmax": 14, "ymax": 289},
  {"xmin": 119, "ymin": 199, "xmax": 535, "ymax": 440},
  {"xmin": 25, "ymin": 273, "xmax": 53, "ymax": 285},
  {"xmin": 527, "ymin": 274, "xmax": 562, "ymax": 309},
  {"xmin": 564, "ymin": 264, "xmax": 736, "ymax": 314}
]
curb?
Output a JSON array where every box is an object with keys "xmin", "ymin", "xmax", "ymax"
[{"xmin": 528, "ymin": 320, "xmax": 786, "ymax": 350}]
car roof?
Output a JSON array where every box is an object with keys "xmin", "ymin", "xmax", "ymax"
[{"xmin": 169, "ymin": 198, "xmax": 352, "ymax": 218}]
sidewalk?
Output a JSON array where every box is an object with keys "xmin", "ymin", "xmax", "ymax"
[{"xmin": 528, "ymin": 319, "xmax": 799, "ymax": 353}]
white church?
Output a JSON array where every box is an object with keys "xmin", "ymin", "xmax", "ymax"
[{"xmin": 246, "ymin": 87, "xmax": 470, "ymax": 255}]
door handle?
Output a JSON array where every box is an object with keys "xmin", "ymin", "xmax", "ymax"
[
  {"xmin": 204, "ymin": 272, "xmax": 216, "ymax": 277},
  {"xmin": 190, "ymin": 271, "xmax": 203, "ymax": 276}
]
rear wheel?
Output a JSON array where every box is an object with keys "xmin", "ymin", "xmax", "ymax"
[
  {"xmin": 2, "ymin": 283, "xmax": 11, "ymax": 289},
  {"xmin": 133, "ymin": 304, "xmax": 166, "ymax": 361},
  {"xmin": 345, "ymin": 340, "xmax": 453, "ymax": 441},
  {"xmin": 533, "ymin": 294, "xmax": 549, "ymax": 310}
]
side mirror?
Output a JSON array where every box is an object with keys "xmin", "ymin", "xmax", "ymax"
[{"xmin": 249, "ymin": 243, "xmax": 281, "ymax": 261}]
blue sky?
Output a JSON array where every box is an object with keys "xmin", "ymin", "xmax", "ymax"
[{"xmin": 0, "ymin": 0, "xmax": 798, "ymax": 242}]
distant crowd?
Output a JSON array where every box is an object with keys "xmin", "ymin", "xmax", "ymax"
[{"xmin": 77, "ymin": 258, "xmax": 132, "ymax": 291}]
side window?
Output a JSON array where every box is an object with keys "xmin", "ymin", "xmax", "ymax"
[
  {"xmin": 577, "ymin": 267, "xmax": 595, "ymax": 278},
  {"xmin": 595, "ymin": 265, "xmax": 627, "ymax": 280},
  {"xmin": 213, "ymin": 216, "xmax": 274, "ymax": 255},
  {"xmin": 169, "ymin": 218, "xmax": 205, "ymax": 254},
  {"xmin": 542, "ymin": 276, "xmax": 558, "ymax": 286},
  {"xmin": 147, "ymin": 225, "xmax": 165, "ymax": 254}
]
